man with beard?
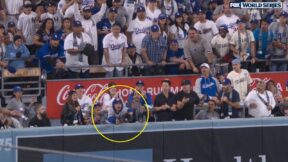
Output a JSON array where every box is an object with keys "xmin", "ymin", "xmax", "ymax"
[
  {"xmin": 37, "ymin": 33, "xmax": 66, "ymax": 79},
  {"xmin": 175, "ymin": 80, "xmax": 200, "ymax": 120},
  {"xmin": 73, "ymin": 0, "xmax": 107, "ymax": 65},
  {"xmin": 29, "ymin": 103, "xmax": 51, "ymax": 127}
]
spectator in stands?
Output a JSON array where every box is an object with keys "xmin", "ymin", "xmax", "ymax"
[
  {"xmin": 58, "ymin": 0, "xmax": 75, "ymax": 17},
  {"xmin": 166, "ymin": 39, "xmax": 190, "ymax": 74},
  {"xmin": 195, "ymin": 99, "xmax": 220, "ymax": 120},
  {"xmin": 184, "ymin": 27, "xmax": 213, "ymax": 73},
  {"xmin": 213, "ymin": 0, "xmax": 230, "ymax": 21},
  {"xmin": 266, "ymin": 80, "xmax": 283, "ymax": 104},
  {"xmin": 7, "ymin": 22, "xmax": 23, "ymax": 44},
  {"xmin": 145, "ymin": 0, "xmax": 161, "ymax": 23},
  {"xmin": 127, "ymin": 90, "xmax": 147, "ymax": 123},
  {"xmin": 107, "ymin": 98, "xmax": 133, "ymax": 124},
  {"xmin": 245, "ymin": 79, "xmax": 276, "ymax": 118},
  {"xmin": 194, "ymin": 8, "xmax": 218, "ymax": 42},
  {"xmin": 215, "ymin": 78, "xmax": 241, "ymax": 118},
  {"xmin": 154, "ymin": 79, "xmax": 176, "ymax": 121},
  {"xmin": 102, "ymin": 82, "xmax": 121, "ymax": 118},
  {"xmin": 56, "ymin": 17, "xmax": 72, "ymax": 46},
  {"xmin": 194, "ymin": 63, "xmax": 220, "ymax": 103},
  {"xmin": 125, "ymin": 43, "xmax": 144, "ymax": 76},
  {"xmin": 215, "ymin": 4, "xmax": 239, "ymax": 36},
  {"xmin": 40, "ymin": 2, "xmax": 63, "ymax": 31},
  {"xmin": 227, "ymin": 59, "xmax": 253, "ymax": 107},
  {"xmin": 74, "ymin": 83, "xmax": 92, "ymax": 122},
  {"xmin": 127, "ymin": 6, "xmax": 152, "ymax": 54},
  {"xmin": 157, "ymin": 13, "xmax": 169, "ymax": 40},
  {"xmin": 128, "ymin": 80, "xmax": 153, "ymax": 109},
  {"xmin": 175, "ymin": 80, "xmax": 200, "ymax": 120},
  {"xmin": 17, "ymin": 2, "xmax": 38, "ymax": 54},
  {"xmin": 107, "ymin": 0, "xmax": 128, "ymax": 30},
  {"xmin": 206, "ymin": 0, "xmax": 217, "ymax": 21},
  {"xmin": 250, "ymin": 19, "xmax": 259, "ymax": 32},
  {"xmin": 5, "ymin": 35, "xmax": 30, "ymax": 70},
  {"xmin": 34, "ymin": 3, "xmax": 45, "ymax": 32},
  {"xmin": 89, "ymin": 102, "xmax": 104, "ymax": 124},
  {"xmin": 0, "ymin": 109, "xmax": 24, "ymax": 129},
  {"xmin": 230, "ymin": 19, "xmax": 256, "ymax": 70},
  {"xmin": 61, "ymin": 90, "xmax": 85, "ymax": 126},
  {"xmin": 211, "ymin": 25, "xmax": 232, "ymax": 63},
  {"xmin": 33, "ymin": 18, "xmax": 55, "ymax": 52},
  {"xmin": 64, "ymin": 20, "xmax": 91, "ymax": 78},
  {"xmin": 6, "ymin": 86, "xmax": 36, "ymax": 127},
  {"xmin": 28, "ymin": 103, "xmax": 51, "ymax": 127},
  {"xmin": 169, "ymin": 12, "xmax": 189, "ymax": 55},
  {"xmin": 160, "ymin": 0, "xmax": 178, "ymax": 21},
  {"xmin": 268, "ymin": 11, "xmax": 288, "ymax": 72},
  {"xmin": 266, "ymin": 8, "xmax": 281, "ymax": 23},
  {"xmin": 2, "ymin": 0, "xmax": 23, "ymax": 23},
  {"xmin": 252, "ymin": 19, "xmax": 272, "ymax": 72},
  {"xmin": 97, "ymin": 7, "xmax": 119, "ymax": 64},
  {"xmin": 73, "ymin": 1, "xmax": 107, "ymax": 65},
  {"xmin": 102, "ymin": 23, "xmax": 127, "ymax": 77},
  {"xmin": 37, "ymin": 33, "xmax": 66, "ymax": 79}
]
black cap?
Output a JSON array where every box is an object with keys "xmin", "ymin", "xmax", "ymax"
[
  {"xmin": 68, "ymin": 90, "xmax": 76, "ymax": 96},
  {"xmin": 83, "ymin": 6, "xmax": 92, "ymax": 12},
  {"xmin": 7, "ymin": 22, "xmax": 16, "ymax": 28},
  {"xmin": 181, "ymin": 80, "xmax": 191, "ymax": 86},
  {"xmin": 108, "ymin": 82, "xmax": 116, "ymax": 87},
  {"xmin": 47, "ymin": 1, "xmax": 57, "ymax": 7}
]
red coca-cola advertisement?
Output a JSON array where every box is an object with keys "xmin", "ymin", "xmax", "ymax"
[{"xmin": 46, "ymin": 73, "xmax": 288, "ymax": 119}]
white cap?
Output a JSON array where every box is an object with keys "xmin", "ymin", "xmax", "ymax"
[{"xmin": 200, "ymin": 63, "xmax": 210, "ymax": 69}]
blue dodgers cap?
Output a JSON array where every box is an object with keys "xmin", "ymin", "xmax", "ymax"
[
  {"xmin": 75, "ymin": 83, "xmax": 84, "ymax": 89},
  {"xmin": 232, "ymin": 58, "xmax": 241, "ymax": 64},
  {"xmin": 136, "ymin": 80, "xmax": 144, "ymax": 86},
  {"xmin": 7, "ymin": 21, "xmax": 16, "ymax": 28},
  {"xmin": 151, "ymin": 24, "xmax": 159, "ymax": 32},
  {"xmin": 83, "ymin": 6, "xmax": 92, "ymax": 12},
  {"xmin": 137, "ymin": 6, "xmax": 146, "ymax": 12},
  {"xmin": 113, "ymin": 98, "xmax": 122, "ymax": 106},
  {"xmin": 73, "ymin": 20, "xmax": 82, "ymax": 27},
  {"xmin": 250, "ymin": 19, "xmax": 259, "ymax": 24},
  {"xmin": 127, "ymin": 43, "xmax": 136, "ymax": 49},
  {"xmin": 222, "ymin": 78, "xmax": 232, "ymax": 85},
  {"xmin": 196, "ymin": 8, "xmax": 206, "ymax": 14},
  {"xmin": 236, "ymin": 19, "xmax": 245, "ymax": 24},
  {"xmin": 51, "ymin": 33, "xmax": 60, "ymax": 41},
  {"xmin": 169, "ymin": 39, "xmax": 178, "ymax": 45},
  {"xmin": 158, "ymin": 13, "xmax": 167, "ymax": 20},
  {"xmin": 109, "ymin": 7, "xmax": 118, "ymax": 13},
  {"xmin": 175, "ymin": 12, "xmax": 182, "ymax": 18},
  {"xmin": 7, "ymin": 65, "xmax": 16, "ymax": 74},
  {"xmin": 218, "ymin": 24, "xmax": 228, "ymax": 31},
  {"xmin": 13, "ymin": 86, "xmax": 22, "ymax": 92},
  {"xmin": 280, "ymin": 11, "xmax": 288, "ymax": 17}
]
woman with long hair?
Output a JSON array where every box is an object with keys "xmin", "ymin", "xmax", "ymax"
[
  {"xmin": 157, "ymin": 13, "xmax": 169, "ymax": 41},
  {"xmin": 33, "ymin": 18, "xmax": 55, "ymax": 51},
  {"xmin": 56, "ymin": 17, "xmax": 72, "ymax": 46},
  {"xmin": 61, "ymin": 90, "xmax": 85, "ymax": 126},
  {"xmin": 169, "ymin": 12, "xmax": 189, "ymax": 55}
]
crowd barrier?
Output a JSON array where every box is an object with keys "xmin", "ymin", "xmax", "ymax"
[{"xmin": 1, "ymin": 117, "xmax": 288, "ymax": 162}]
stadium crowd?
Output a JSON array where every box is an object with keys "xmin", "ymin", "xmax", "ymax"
[{"xmin": 1, "ymin": 0, "xmax": 288, "ymax": 128}]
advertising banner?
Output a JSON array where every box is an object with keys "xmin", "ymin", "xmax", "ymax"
[{"xmin": 46, "ymin": 73, "xmax": 288, "ymax": 119}]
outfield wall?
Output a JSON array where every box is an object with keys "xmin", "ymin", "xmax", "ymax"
[{"xmin": 1, "ymin": 118, "xmax": 288, "ymax": 162}]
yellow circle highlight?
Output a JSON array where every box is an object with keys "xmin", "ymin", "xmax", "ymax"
[{"xmin": 91, "ymin": 84, "xmax": 150, "ymax": 143}]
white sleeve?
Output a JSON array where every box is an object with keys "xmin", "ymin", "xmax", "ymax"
[
  {"xmin": 194, "ymin": 78, "xmax": 203, "ymax": 99},
  {"xmin": 124, "ymin": 36, "xmax": 128, "ymax": 48},
  {"xmin": 245, "ymin": 70, "xmax": 253, "ymax": 84},
  {"xmin": 194, "ymin": 22, "xmax": 200, "ymax": 31},
  {"xmin": 103, "ymin": 35, "xmax": 109, "ymax": 49},
  {"xmin": 244, "ymin": 90, "xmax": 255, "ymax": 106},
  {"xmin": 127, "ymin": 21, "xmax": 134, "ymax": 32},
  {"xmin": 73, "ymin": 3, "xmax": 82, "ymax": 21},
  {"xmin": 249, "ymin": 30, "xmax": 255, "ymax": 42},
  {"xmin": 103, "ymin": 94, "xmax": 115, "ymax": 110},
  {"xmin": 269, "ymin": 92, "xmax": 276, "ymax": 109},
  {"xmin": 17, "ymin": 15, "xmax": 23, "ymax": 31},
  {"xmin": 211, "ymin": 22, "xmax": 219, "ymax": 35},
  {"xmin": 211, "ymin": 35, "xmax": 217, "ymax": 47},
  {"xmin": 92, "ymin": 4, "xmax": 107, "ymax": 23},
  {"xmin": 64, "ymin": 35, "xmax": 74, "ymax": 50},
  {"xmin": 230, "ymin": 32, "xmax": 237, "ymax": 45},
  {"xmin": 169, "ymin": 25, "xmax": 177, "ymax": 34}
]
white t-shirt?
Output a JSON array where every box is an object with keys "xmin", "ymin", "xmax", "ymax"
[
  {"xmin": 169, "ymin": 24, "xmax": 189, "ymax": 49},
  {"xmin": 5, "ymin": 0, "xmax": 23, "ymax": 15},
  {"xmin": 194, "ymin": 20, "xmax": 219, "ymax": 43},
  {"xmin": 145, "ymin": 7, "xmax": 161, "ymax": 22},
  {"xmin": 102, "ymin": 33, "xmax": 128, "ymax": 72},
  {"xmin": 64, "ymin": 32, "xmax": 92, "ymax": 72},
  {"xmin": 230, "ymin": 30, "xmax": 255, "ymax": 56},
  {"xmin": 78, "ymin": 95, "xmax": 93, "ymax": 116},
  {"xmin": 215, "ymin": 14, "xmax": 239, "ymax": 36},
  {"xmin": 245, "ymin": 90, "xmax": 276, "ymax": 117},
  {"xmin": 127, "ymin": 18, "xmax": 152, "ymax": 53},
  {"xmin": 17, "ymin": 12, "xmax": 37, "ymax": 45},
  {"xmin": 40, "ymin": 12, "xmax": 63, "ymax": 31},
  {"xmin": 211, "ymin": 34, "xmax": 230, "ymax": 58},
  {"xmin": 227, "ymin": 69, "xmax": 253, "ymax": 102},
  {"xmin": 73, "ymin": 3, "xmax": 107, "ymax": 51}
]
